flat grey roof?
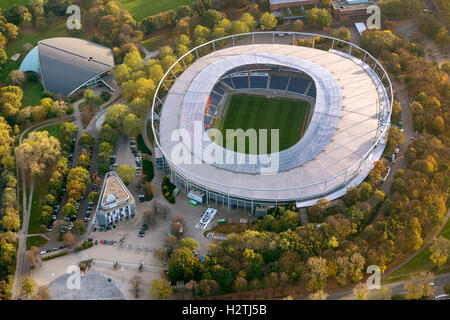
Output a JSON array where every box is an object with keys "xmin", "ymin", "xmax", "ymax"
[{"xmin": 38, "ymin": 37, "xmax": 114, "ymax": 95}]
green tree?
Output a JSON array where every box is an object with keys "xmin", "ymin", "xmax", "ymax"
[
  {"xmin": 353, "ymin": 282, "xmax": 369, "ymax": 300},
  {"xmin": 404, "ymin": 272, "xmax": 436, "ymax": 299},
  {"xmin": 306, "ymin": 256, "xmax": 328, "ymax": 291},
  {"xmin": 259, "ymin": 12, "xmax": 277, "ymax": 30},
  {"xmin": 62, "ymin": 202, "xmax": 76, "ymax": 217},
  {"xmin": 201, "ymin": 9, "xmax": 224, "ymax": 28},
  {"xmin": 232, "ymin": 21, "xmax": 249, "ymax": 34},
  {"xmin": 151, "ymin": 279, "xmax": 174, "ymax": 299},
  {"xmin": 305, "ymin": 8, "xmax": 332, "ymax": 27},
  {"xmin": 78, "ymin": 133, "xmax": 94, "ymax": 147},
  {"xmin": 15, "ymin": 131, "xmax": 61, "ymax": 177},
  {"xmin": 122, "ymin": 113, "xmax": 142, "ymax": 138},
  {"xmin": 83, "ymin": 89, "xmax": 95, "ymax": 103},
  {"xmin": 179, "ymin": 238, "xmax": 200, "ymax": 251},
  {"xmin": 429, "ymin": 237, "xmax": 450, "ymax": 268},
  {"xmin": 72, "ymin": 219, "xmax": 87, "ymax": 236},
  {"xmin": 240, "ymin": 13, "xmax": 256, "ymax": 30},
  {"xmin": 116, "ymin": 164, "xmax": 135, "ymax": 185}
]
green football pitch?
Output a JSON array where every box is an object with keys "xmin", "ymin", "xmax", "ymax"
[{"xmin": 214, "ymin": 94, "xmax": 310, "ymax": 154}]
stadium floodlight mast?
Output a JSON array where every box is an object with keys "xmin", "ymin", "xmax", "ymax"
[{"xmin": 151, "ymin": 31, "xmax": 393, "ymax": 204}]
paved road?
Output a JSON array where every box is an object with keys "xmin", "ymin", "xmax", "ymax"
[{"xmin": 328, "ymin": 272, "xmax": 450, "ymax": 300}]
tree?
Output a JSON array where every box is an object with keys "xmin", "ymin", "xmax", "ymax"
[
  {"xmin": 387, "ymin": 126, "xmax": 404, "ymax": 154},
  {"xmin": 431, "ymin": 116, "xmax": 444, "ymax": 135},
  {"xmin": 240, "ymin": 13, "xmax": 256, "ymax": 30},
  {"xmin": 305, "ymin": 8, "xmax": 332, "ymax": 27},
  {"xmin": 62, "ymin": 202, "xmax": 76, "ymax": 217},
  {"xmin": 168, "ymin": 247, "xmax": 201, "ymax": 282},
  {"xmin": 179, "ymin": 238, "xmax": 199, "ymax": 251},
  {"xmin": 404, "ymin": 272, "xmax": 436, "ymax": 299},
  {"xmin": 129, "ymin": 275, "xmax": 144, "ymax": 298},
  {"xmin": 293, "ymin": 19, "xmax": 303, "ymax": 32},
  {"xmin": 259, "ymin": 12, "xmax": 277, "ymax": 30},
  {"xmin": 201, "ymin": 9, "xmax": 224, "ymax": 28},
  {"xmin": 123, "ymin": 113, "xmax": 142, "ymax": 138},
  {"xmin": 198, "ymin": 279, "xmax": 220, "ymax": 297},
  {"xmin": 78, "ymin": 133, "xmax": 95, "ymax": 147},
  {"xmin": 151, "ymin": 279, "xmax": 173, "ymax": 299},
  {"xmin": 279, "ymin": 210, "xmax": 300, "ymax": 231},
  {"xmin": 8, "ymin": 70, "xmax": 26, "ymax": 86},
  {"xmin": 373, "ymin": 189, "xmax": 385, "ymax": 203},
  {"xmin": 105, "ymin": 104, "xmax": 130, "ymax": 129},
  {"xmin": 15, "ymin": 131, "xmax": 61, "ymax": 177},
  {"xmin": 123, "ymin": 49, "xmax": 143, "ymax": 72},
  {"xmin": 34, "ymin": 285, "xmax": 50, "ymax": 300},
  {"xmin": 429, "ymin": 237, "xmax": 450, "ymax": 268},
  {"xmin": 234, "ymin": 277, "xmax": 247, "ymax": 298},
  {"xmin": 22, "ymin": 277, "xmax": 35, "ymax": 299},
  {"xmin": 116, "ymin": 164, "xmax": 135, "ymax": 185},
  {"xmin": 0, "ymin": 49, "xmax": 7, "ymax": 66},
  {"xmin": 309, "ymin": 290, "xmax": 329, "ymax": 300},
  {"xmin": 63, "ymin": 232, "xmax": 76, "ymax": 247},
  {"xmin": 72, "ymin": 220, "xmax": 87, "ymax": 236},
  {"xmin": 306, "ymin": 257, "xmax": 328, "ymax": 291},
  {"xmin": 353, "ymin": 282, "xmax": 369, "ymax": 300},
  {"xmin": 379, "ymin": 0, "xmax": 422, "ymax": 18},
  {"xmin": 25, "ymin": 246, "xmax": 40, "ymax": 266},
  {"xmin": 232, "ymin": 21, "xmax": 249, "ymax": 35},
  {"xmin": 83, "ymin": 89, "xmax": 95, "ymax": 103},
  {"xmin": 99, "ymin": 124, "xmax": 117, "ymax": 145}
]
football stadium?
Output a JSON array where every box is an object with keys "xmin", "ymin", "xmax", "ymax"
[{"xmin": 152, "ymin": 32, "xmax": 392, "ymax": 211}]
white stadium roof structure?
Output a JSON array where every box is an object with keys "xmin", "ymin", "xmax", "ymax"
[
  {"xmin": 152, "ymin": 32, "xmax": 392, "ymax": 208},
  {"xmin": 19, "ymin": 37, "xmax": 114, "ymax": 96}
]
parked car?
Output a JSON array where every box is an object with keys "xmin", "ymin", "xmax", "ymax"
[{"xmin": 138, "ymin": 193, "xmax": 145, "ymax": 202}]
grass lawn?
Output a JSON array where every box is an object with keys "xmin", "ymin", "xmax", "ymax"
[
  {"xmin": 117, "ymin": 0, "xmax": 197, "ymax": 21},
  {"xmin": 215, "ymin": 94, "xmax": 309, "ymax": 154},
  {"xmin": 137, "ymin": 134, "xmax": 151, "ymax": 155},
  {"xmin": 38, "ymin": 123, "xmax": 64, "ymax": 141},
  {"xmin": 384, "ymin": 216, "xmax": 450, "ymax": 284},
  {"xmin": 28, "ymin": 176, "xmax": 46, "ymax": 234},
  {"xmin": 1, "ymin": 0, "xmax": 29, "ymax": 10},
  {"xmin": 26, "ymin": 235, "xmax": 48, "ymax": 250},
  {"xmin": 21, "ymin": 80, "xmax": 45, "ymax": 107},
  {"xmin": 142, "ymin": 159, "xmax": 154, "ymax": 182},
  {"xmin": 141, "ymin": 30, "xmax": 171, "ymax": 51}
]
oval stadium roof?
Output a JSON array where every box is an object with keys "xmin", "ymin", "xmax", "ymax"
[{"xmin": 20, "ymin": 37, "xmax": 115, "ymax": 96}]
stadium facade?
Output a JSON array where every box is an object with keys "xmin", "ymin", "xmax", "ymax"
[
  {"xmin": 152, "ymin": 32, "xmax": 392, "ymax": 211},
  {"xmin": 19, "ymin": 37, "xmax": 115, "ymax": 96}
]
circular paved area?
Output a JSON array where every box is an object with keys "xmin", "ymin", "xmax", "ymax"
[{"xmin": 48, "ymin": 270, "xmax": 125, "ymax": 300}]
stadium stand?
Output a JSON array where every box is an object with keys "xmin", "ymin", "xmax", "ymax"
[
  {"xmin": 232, "ymin": 76, "xmax": 249, "ymax": 89},
  {"xmin": 250, "ymin": 75, "xmax": 268, "ymax": 88},
  {"xmin": 269, "ymin": 75, "xmax": 289, "ymax": 90},
  {"xmin": 213, "ymin": 84, "xmax": 225, "ymax": 95},
  {"xmin": 209, "ymin": 92, "xmax": 223, "ymax": 106},
  {"xmin": 287, "ymin": 77, "xmax": 311, "ymax": 94},
  {"xmin": 220, "ymin": 77, "xmax": 234, "ymax": 89}
]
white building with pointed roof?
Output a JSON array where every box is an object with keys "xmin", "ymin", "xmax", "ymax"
[{"xmin": 95, "ymin": 171, "xmax": 136, "ymax": 227}]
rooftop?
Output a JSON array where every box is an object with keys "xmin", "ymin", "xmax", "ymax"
[
  {"xmin": 99, "ymin": 171, "xmax": 133, "ymax": 211},
  {"xmin": 20, "ymin": 37, "xmax": 114, "ymax": 96},
  {"xmin": 332, "ymin": 0, "xmax": 378, "ymax": 10}
]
